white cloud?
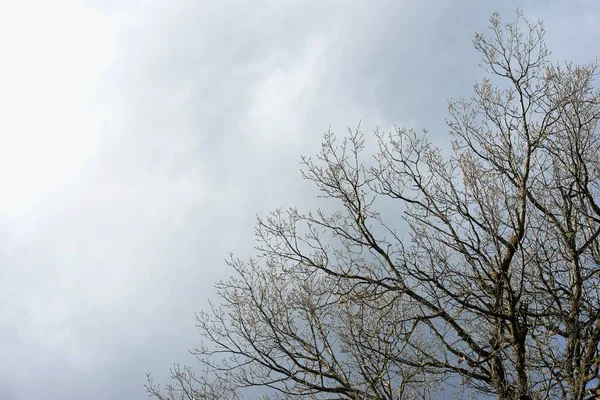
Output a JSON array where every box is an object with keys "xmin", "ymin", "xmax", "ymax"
[
  {"xmin": 245, "ymin": 36, "xmax": 328, "ymax": 149},
  {"xmin": 0, "ymin": 1, "xmax": 124, "ymax": 217}
]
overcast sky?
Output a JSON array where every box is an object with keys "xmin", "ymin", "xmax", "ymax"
[{"xmin": 0, "ymin": 1, "xmax": 598, "ymax": 399}]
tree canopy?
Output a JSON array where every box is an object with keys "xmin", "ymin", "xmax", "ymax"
[{"xmin": 147, "ymin": 11, "xmax": 600, "ymax": 400}]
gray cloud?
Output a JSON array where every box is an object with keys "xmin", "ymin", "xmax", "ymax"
[{"xmin": 0, "ymin": 1, "xmax": 598, "ymax": 399}]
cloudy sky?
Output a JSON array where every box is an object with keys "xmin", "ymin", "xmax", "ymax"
[{"xmin": 0, "ymin": 1, "xmax": 598, "ymax": 399}]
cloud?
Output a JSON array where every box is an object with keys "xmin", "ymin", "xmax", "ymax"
[{"xmin": 0, "ymin": 1, "xmax": 121, "ymax": 218}]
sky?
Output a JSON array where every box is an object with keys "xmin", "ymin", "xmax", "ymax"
[{"xmin": 0, "ymin": 1, "xmax": 598, "ymax": 399}]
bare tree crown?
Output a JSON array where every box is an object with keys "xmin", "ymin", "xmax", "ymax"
[{"xmin": 148, "ymin": 11, "xmax": 600, "ymax": 400}]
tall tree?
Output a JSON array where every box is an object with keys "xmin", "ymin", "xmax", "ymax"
[{"xmin": 148, "ymin": 11, "xmax": 600, "ymax": 400}]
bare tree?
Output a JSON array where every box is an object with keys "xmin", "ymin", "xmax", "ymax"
[{"xmin": 147, "ymin": 11, "xmax": 600, "ymax": 400}]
